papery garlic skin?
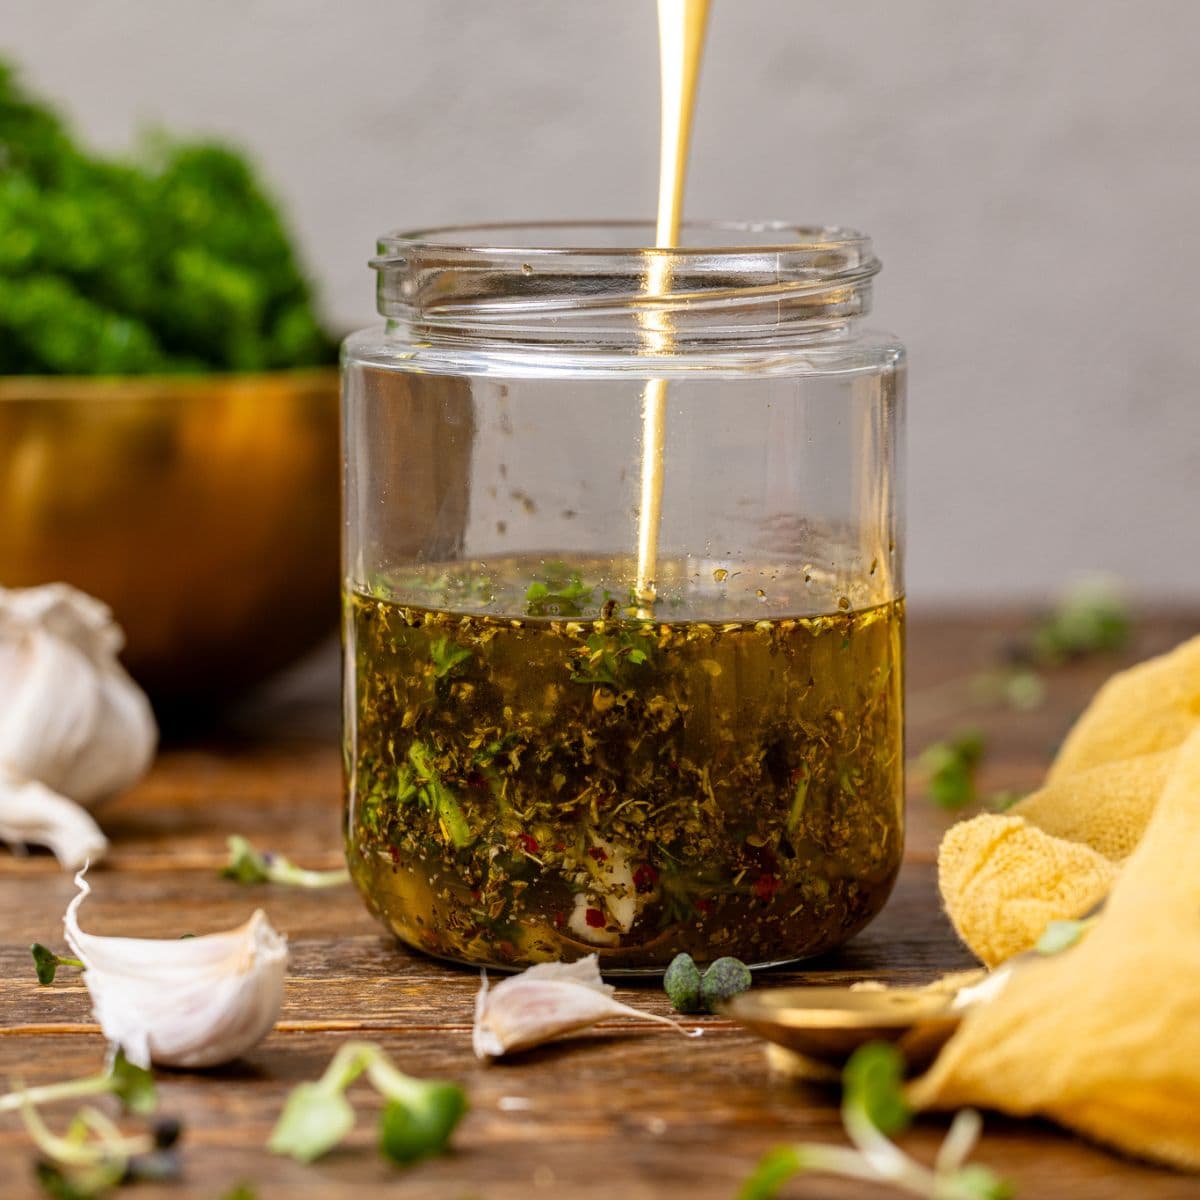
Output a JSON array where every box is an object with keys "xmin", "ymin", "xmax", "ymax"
[
  {"xmin": 0, "ymin": 769, "xmax": 107, "ymax": 869},
  {"xmin": 473, "ymin": 954, "xmax": 699, "ymax": 1059},
  {"xmin": 0, "ymin": 585, "xmax": 157, "ymax": 867},
  {"xmin": 65, "ymin": 870, "xmax": 288, "ymax": 1069},
  {"xmin": 0, "ymin": 584, "xmax": 157, "ymax": 802}
]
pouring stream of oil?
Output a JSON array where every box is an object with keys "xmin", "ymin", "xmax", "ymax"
[{"xmin": 634, "ymin": 0, "xmax": 712, "ymax": 606}]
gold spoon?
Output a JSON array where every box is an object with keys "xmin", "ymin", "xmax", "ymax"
[
  {"xmin": 721, "ymin": 985, "xmax": 963, "ymax": 1070},
  {"xmin": 722, "ymin": 905, "xmax": 1104, "ymax": 1069}
]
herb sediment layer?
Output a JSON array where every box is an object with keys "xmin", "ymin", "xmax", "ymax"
[{"xmin": 347, "ymin": 571, "xmax": 903, "ymax": 971}]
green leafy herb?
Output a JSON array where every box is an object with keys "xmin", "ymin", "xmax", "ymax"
[
  {"xmin": 30, "ymin": 943, "xmax": 84, "ymax": 986},
  {"xmin": 0, "ymin": 1050, "xmax": 155, "ymax": 1118},
  {"xmin": 919, "ymin": 732, "xmax": 986, "ymax": 810},
  {"xmin": 429, "ymin": 636, "xmax": 472, "ymax": 680},
  {"xmin": 740, "ymin": 1043, "xmax": 1014, "ymax": 1200},
  {"xmin": 970, "ymin": 667, "xmax": 1046, "ymax": 712},
  {"xmin": 11, "ymin": 1059, "xmax": 168, "ymax": 1199},
  {"xmin": 0, "ymin": 60, "xmax": 335, "ymax": 376},
  {"xmin": 987, "ymin": 790, "xmax": 1025, "ymax": 813},
  {"xmin": 407, "ymin": 743, "xmax": 473, "ymax": 849},
  {"xmin": 1028, "ymin": 578, "xmax": 1131, "ymax": 666},
  {"xmin": 699, "ymin": 956, "xmax": 752, "ymax": 1013},
  {"xmin": 1034, "ymin": 918, "xmax": 1095, "ymax": 956},
  {"xmin": 269, "ymin": 1041, "xmax": 466, "ymax": 1167},
  {"xmin": 524, "ymin": 564, "xmax": 595, "ymax": 616},
  {"xmin": 221, "ymin": 836, "xmax": 350, "ymax": 889},
  {"xmin": 663, "ymin": 953, "xmax": 703, "ymax": 1014}
]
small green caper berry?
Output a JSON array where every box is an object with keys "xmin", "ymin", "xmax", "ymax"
[
  {"xmin": 663, "ymin": 952, "xmax": 703, "ymax": 1013},
  {"xmin": 700, "ymin": 956, "xmax": 752, "ymax": 1012}
]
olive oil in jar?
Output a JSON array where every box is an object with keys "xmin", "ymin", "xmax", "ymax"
[{"xmin": 345, "ymin": 558, "xmax": 903, "ymax": 972}]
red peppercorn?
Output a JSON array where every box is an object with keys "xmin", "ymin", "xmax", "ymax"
[
  {"xmin": 585, "ymin": 907, "xmax": 606, "ymax": 928},
  {"xmin": 553, "ymin": 910, "xmax": 565, "ymax": 929},
  {"xmin": 633, "ymin": 865, "xmax": 659, "ymax": 893},
  {"xmin": 694, "ymin": 898, "xmax": 714, "ymax": 916},
  {"xmin": 753, "ymin": 874, "xmax": 779, "ymax": 902},
  {"xmin": 588, "ymin": 846, "xmax": 608, "ymax": 863},
  {"xmin": 517, "ymin": 833, "xmax": 539, "ymax": 855}
]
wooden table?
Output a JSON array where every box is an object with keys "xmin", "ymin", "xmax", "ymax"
[{"xmin": 2, "ymin": 613, "xmax": 1197, "ymax": 1199}]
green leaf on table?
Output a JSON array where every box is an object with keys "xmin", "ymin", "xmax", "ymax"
[
  {"xmin": 109, "ymin": 1050, "xmax": 157, "ymax": 1116},
  {"xmin": 267, "ymin": 1083, "xmax": 355, "ymax": 1163},
  {"xmin": 378, "ymin": 1083, "xmax": 467, "ymax": 1165},
  {"xmin": 737, "ymin": 1145, "xmax": 804, "ymax": 1200},
  {"xmin": 843, "ymin": 1042, "xmax": 911, "ymax": 1136},
  {"xmin": 1035, "ymin": 918, "xmax": 1094, "ymax": 956},
  {"xmin": 1030, "ymin": 579, "xmax": 1130, "ymax": 665},
  {"xmin": 919, "ymin": 731, "xmax": 986, "ymax": 810}
]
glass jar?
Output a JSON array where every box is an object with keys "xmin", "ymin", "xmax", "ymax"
[{"xmin": 342, "ymin": 221, "xmax": 905, "ymax": 973}]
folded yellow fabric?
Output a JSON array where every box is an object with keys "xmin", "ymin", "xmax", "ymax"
[
  {"xmin": 940, "ymin": 635, "xmax": 1200, "ymax": 963},
  {"xmin": 911, "ymin": 721, "xmax": 1200, "ymax": 1170},
  {"xmin": 939, "ymin": 813, "xmax": 1117, "ymax": 967}
]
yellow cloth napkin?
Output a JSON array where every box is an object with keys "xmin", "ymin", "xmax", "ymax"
[
  {"xmin": 940, "ymin": 635, "xmax": 1200, "ymax": 963},
  {"xmin": 911, "ymin": 634, "xmax": 1200, "ymax": 1170}
]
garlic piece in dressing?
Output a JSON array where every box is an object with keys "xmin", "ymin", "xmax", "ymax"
[
  {"xmin": 65, "ymin": 870, "xmax": 288, "ymax": 1069},
  {"xmin": 472, "ymin": 954, "xmax": 700, "ymax": 1059},
  {"xmin": 567, "ymin": 836, "xmax": 646, "ymax": 947},
  {"xmin": 0, "ymin": 584, "xmax": 157, "ymax": 867}
]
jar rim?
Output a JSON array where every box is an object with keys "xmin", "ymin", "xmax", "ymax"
[
  {"xmin": 371, "ymin": 220, "xmax": 881, "ymax": 351},
  {"xmin": 374, "ymin": 219, "xmax": 876, "ymax": 261}
]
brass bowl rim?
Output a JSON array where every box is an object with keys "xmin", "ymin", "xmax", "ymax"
[{"xmin": 0, "ymin": 366, "xmax": 338, "ymax": 403}]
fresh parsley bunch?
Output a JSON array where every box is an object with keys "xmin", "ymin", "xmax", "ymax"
[{"xmin": 0, "ymin": 60, "xmax": 336, "ymax": 375}]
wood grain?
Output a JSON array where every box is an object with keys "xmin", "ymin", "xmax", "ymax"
[{"xmin": 1, "ymin": 612, "xmax": 1197, "ymax": 1199}]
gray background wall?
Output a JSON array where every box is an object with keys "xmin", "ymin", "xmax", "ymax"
[{"xmin": 8, "ymin": 0, "xmax": 1200, "ymax": 605}]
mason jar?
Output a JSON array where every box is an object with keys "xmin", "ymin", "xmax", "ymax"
[{"xmin": 342, "ymin": 221, "xmax": 905, "ymax": 973}]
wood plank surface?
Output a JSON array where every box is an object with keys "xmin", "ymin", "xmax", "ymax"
[{"xmin": 1, "ymin": 612, "xmax": 1197, "ymax": 1199}]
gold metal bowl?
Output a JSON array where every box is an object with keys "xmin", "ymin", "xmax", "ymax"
[{"xmin": 0, "ymin": 369, "xmax": 339, "ymax": 708}]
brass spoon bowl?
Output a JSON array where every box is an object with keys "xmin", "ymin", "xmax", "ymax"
[
  {"xmin": 0, "ymin": 369, "xmax": 339, "ymax": 709},
  {"xmin": 722, "ymin": 986, "xmax": 962, "ymax": 1069}
]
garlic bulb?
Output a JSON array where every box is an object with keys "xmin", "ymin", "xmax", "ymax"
[
  {"xmin": 65, "ymin": 870, "xmax": 288, "ymax": 1069},
  {"xmin": 0, "ymin": 769, "xmax": 107, "ymax": 869},
  {"xmin": 0, "ymin": 584, "xmax": 157, "ymax": 867},
  {"xmin": 472, "ymin": 954, "xmax": 700, "ymax": 1059}
]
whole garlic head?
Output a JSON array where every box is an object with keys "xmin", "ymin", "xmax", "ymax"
[
  {"xmin": 65, "ymin": 870, "xmax": 289, "ymax": 1069},
  {"xmin": 0, "ymin": 584, "xmax": 157, "ymax": 867}
]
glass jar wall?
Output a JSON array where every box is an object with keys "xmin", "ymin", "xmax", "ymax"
[{"xmin": 342, "ymin": 222, "xmax": 905, "ymax": 972}]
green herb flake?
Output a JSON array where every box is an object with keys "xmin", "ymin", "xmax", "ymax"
[{"xmin": 30, "ymin": 943, "xmax": 83, "ymax": 986}]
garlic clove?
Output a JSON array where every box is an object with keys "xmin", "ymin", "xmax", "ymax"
[
  {"xmin": 64, "ymin": 870, "xmax": 288, "ymax": 1069},
  {"xmin": 0, "ymin": 769, "xmax": 108, "ymax": 868},
  {"xmin": 568, "ymin": 837, "xmax": 640, "ymax": 945},
  {"xmin": 0, "ymin": 584, "xmax": 156, "ymax": 809},
  {"xmin": 472, "ymin": 953, "xmax": 700, "ymax": 1059}
]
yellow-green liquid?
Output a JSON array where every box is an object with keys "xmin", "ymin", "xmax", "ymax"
[{"xmin": 345, "ymin": 559, "xmax": 903, "ymax": 971}]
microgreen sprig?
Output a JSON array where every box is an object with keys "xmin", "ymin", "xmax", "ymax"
[
  {"xmin": 221, "ymin": 836, "xmax": 350, "ymax": 889},
  {"xmin": 21, "ymin": 1100, "xmax": 180, "ymax": 1199},
  {"xmin": 30, "ymin": 943, "xmax": 84, "ymax": 986},
  {"xmin": 918, "ymin": 732, "xmax": 986, "ymax": 811},
  {"xmin": 0, "ymin": 1051, "xmax": 155, "ymax": 1117},
  {"xmin": 1028, "ymin": 578, "xmax": 1130, "ymax": 666},
  {"xmin": 268, "ymin": 1041, "xmax": 466, "ymax": 1166},
  {"xmin": 1034, "ymin": 918, "xmax": 1095, "ymax": 955},
  {"xmin": 740, "ymin": 1043, "xmax": 1013, "ymax": 1200}
]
